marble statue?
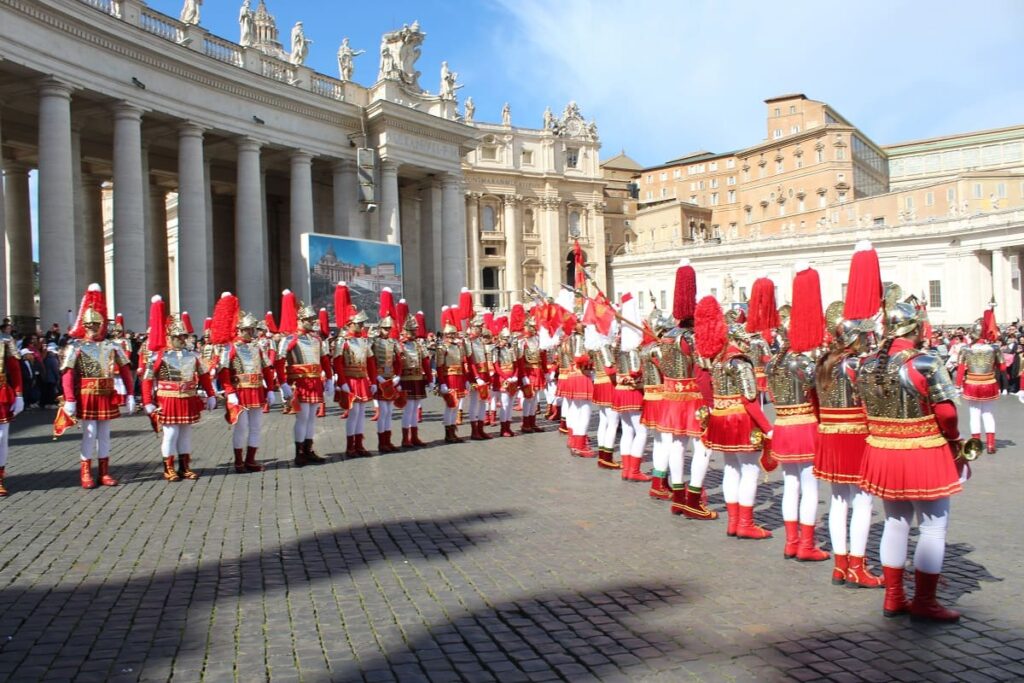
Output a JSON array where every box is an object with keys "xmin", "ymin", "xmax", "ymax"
[
  {"xmin": 439, "ymin": 61, "xmax": 462, "ymax": 101},
  {"xmin": 543, "ymin": 107, "xmax": 554, "ymax": 130},
  {"xmin": 464, "ymin": 97, "xmax": 475, "ymax": 123},
  {"xmin": 180, "ymin": 0, "xmax": 201, "ymax": 25},
  {"xmin": 238, "ymin": 0, "xmax": 254, "ymax": 47},
  {"xmin": 722, "ymin": 274, "xmax": 735, "ymax": 304},
  {"xmin": 289, "ymin": 21, "xmax": 311, "ymax": 66},
  {"xmin": 337, "ymin": 38, "xmax": 364, "ymax": 82},
  {"xmin": 378, "ymin": 21, "xmax": 426, "ymax": 89},
  {"xmin": 502, "ymin": 102, "xmax": 511, "ymax": 127}
]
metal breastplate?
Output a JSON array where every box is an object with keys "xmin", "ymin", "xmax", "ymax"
[
  {"xmin": 712, "ymin": 352, "xmax": 757, "ymax": 400},
  {"xmin": 342, "ymin": 337, "xmax": 371, "ymax": 368},
  {"xmin": 158, "ymin": 350, "xmax": 199, "ymax": 382},
  {"xmin": 590, "ymin": 343, "xmax": 616, "ymax": 370},
  {"xmin": 200, "ymin": 343, "xmax": 220, "ymax": 373},
  {"xmin": 438, "ymin": 343, "xmax": 465, "ymax": 370},
  {"xmin": 963, "ymin": 344, "xmax": 997, "ymax": 374},
  {"xmin": 372, "ymin": 338, "xmax": 398, "ymax": 378},
  {"xmin": 765, "ymin": 351, "xmax": 816, "ymax": 406},
  {"xmin": 658, "ymin": 338, "xmax": 693, "ymax": 379},
  {"xmin": 640, "ymin": 344, "xmax": 662, "ymax": 385},
  {"xmin": 468, "ymin": 338, "xmax": 488, "ymax": 364},
  {"xmin": 817, "ymin": 354, "xmax": 862, "ymax": 409},
  {"xmin": 73, "ymin": 341, "xmax": 123, "ymax": 378},
  {"xmin": 494, "ymin": 346, "xmax": 518, "ymax": 371},
  {"xmin": 857, "ymin": 349, "xmax": 927, "ymax": 419},
  {"xmin": 231, "ymin": 342, "xmax": 265, "ymax": 373},
  {"xmin": 617, "ymin": 349, "xmax": 642, "ymax": 375},
  {"xmin": 401, "ymin": 341, "xmax": 423, "ymax": 368},
  {"xmin": 522, "ymin": 338, "xmax": 542, "ymax": 366},
  {"xmin": 284, "ymin": 334, "xmax": 323, "ymax": 365},
  {"xmin": 557, "ymin": 344, "xmax": 572, "ymax": 369}
]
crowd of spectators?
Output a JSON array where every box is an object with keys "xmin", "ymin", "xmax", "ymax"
[{"xmin": 926, "ymin": 324, "xmax": 1023, "ymax": 393}]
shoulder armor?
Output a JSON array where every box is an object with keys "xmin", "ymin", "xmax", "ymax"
[
  {"xmin": 728, "ymin": 354, "xmax": 758, "ymax": 401},
  {"xmin": 910, "ymin": 351, "xmax": 960, "ymax": 404},
  {"xmin": 60, "ymin": 342, "xmax": 81, "ymax": 371}
]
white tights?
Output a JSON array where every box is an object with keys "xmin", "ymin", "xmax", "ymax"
[
  {"xmin": 443, "ymin": 403, "xmax": 457, "ymax": 426},
  {"xmin": 376, "ymin": 400, "xmax": 394, "ymax": 432},
  {"xmin": 401, "ymin": 399, "xmax": 423, "ymax": 428},
  {"xmin": 597, "ymin": 406, "xmax": 619, "ymax": 449},
  {"xmin": 967, "ymin": 401, "xmax": 995, "ymax": 435},
  {"xmin": 469, "ymin": 391, "xmax": 486, "ymax": 422},
  {"xmin": 80, "ymin": 420, "xmax": 113, "ymax": 461},
  {"xmin": 0, "ymin": 423, "xmax": 9, "ymax": 467},
  {"xmin": 292, "ymin": 402, "xmax": 317, "ymax": 442},
  {"xmin": 828, "ymin": 483, "xmax": 874, "ymax": 556},
  {"xmin": 668, "ymin": 436, "xmax": 711, "ymax": 488},
  {"xmin": 569, "ymin": 399, "xmax": 591, "ymax": 437},
  {"xmin": 346, "ymin": 402, "xmax": 367, "ymax": 437},
  {"xmin": 618, "ymin": 411, "xmax": 645, "ymax": 458},
  {"xmin": 232, "ymin": 409, "xmax": 263, "ymax": 449},
  {"xmin": 498, "ymin": 392, "xmax": 514, "ymax": 422},
  {"xmin": 880, "ymin": 498, "xmax": 951, "ymax": 574},
  {"xmin": 722, "ymin": 451, "xmax": 760, "ymax": 506},
  {"xmin": 161, "ymin": 424, "xmax": 193, "ymax": 457},
  {"xmin": 523, "ymin": 395, "xmax": 538, "ymax": 417},
  {"xmin": 781, "ymin": 462, "xmax": 820, "ymax": 525}
]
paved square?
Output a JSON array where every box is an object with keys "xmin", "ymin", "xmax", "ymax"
[{"xmin": 0, "ymin": 397, "xmax": 1022, "ymax": 682}]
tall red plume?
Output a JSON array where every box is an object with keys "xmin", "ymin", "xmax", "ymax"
[
  {"xmin": 115, "ymin": 313, "xmax": 125, "ymax": 328},
  {"xmin": 278, "ymin": 290, "xmax": 298, "ymax": 335},
  {"xmin": 264, "ymin": 311, "xmax": 278, "ymax": 334},
  {"xmin": 395, "ymin": 298, "xmax": 409, "ymax": 331},
  {"xmin": 181, "ymin": 312, "xmax": 194, "ymax": 335},
  {"xmin": 69, "ymin": 283, "xmax": 108, "ymax": 339},
  {"xmin": 694, "ymin": 296, "xmax": 727, "ymax": 359},
  {"xmin": 789, "ymin": 265, "xmax": 825, "ymax": 353},
  {"xmin": 745, "ymin": 277, "xmax": 779, "ymax": 336},
  {"xmin": 203, "ymin": 317, "xmax": 212, "ymax": 333},
  {"xmin": 844, "ymin": 241, "xmax": 882, "ymax": 319},
  {"xmin": 981, "ymin": 307, "xmax": 998, "ymax": 342},
  {"xmin": 334, "ymin": 282, "xmax": 352, "ymax": 328},
  {"xmin": 510, "ymin": 303, "xmax": 526, "ymax": 333},
  {"xmin": 378, "ymin": 287, "xmax": 395, "ymax": 322},
  {"xmin": 482, "ymin": 311, "xmax": 495, "ymax": 335},
  {"xmin": 414, "ymin": 311, "xmax": 427, "ymax": 339},
  {"xmin": 458, "ymin": 287, "xmax": 473, "ymax": 323},
  {"xmin": 672, "ymin": 260, "xmax": 697, "ymax": 323},
  {"xmin": 494, "ymin": 315, "xmax": 509, "ymax": 334},
  {"xmin": 441, "ymin": 306, "xmax": 460, "ymax": 332},
  {"xmin": 210, "ymin": 292, "xmax": 240, "ymax": 345},
  {"xmin": 318, "ymin": 308, "xmax": 331, "ymax": 336},
  {"xmin": 147, "ymin": 296, "xmax": 167, "ymax": 352}
]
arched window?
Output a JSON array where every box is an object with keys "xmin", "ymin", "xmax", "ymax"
[
  {"xmin": 482, "ymin": 205, "xmax": 496, "ymax": 232},
  {"xmin": 568, "ymin": 210, "xmax": 581, "ymax": 237}
]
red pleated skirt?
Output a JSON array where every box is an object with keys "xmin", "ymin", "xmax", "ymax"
[
  {"xmin": 593, "ymin": 379, "xmax": 615, "ymax": 407},
  {"xmin": 612, "ymin": 386, "xmax": 644, "ymax": 413},
  {"xmin": 402, "ymin": 379, "xmax": 427, "ymax": 400},
  {"xmin": 294, "ymin": 376, "xmax": 327, "ymax": 403},
  {"xmin": 814, "ymin": 406, "xmax": 868, "ymax": 483},
  {"xmin": 159, "ymin": 395, "xmax": 202, "ymax": 425},
  {"xmin": 963, "ymin": 374, "xmax": 999, "ymax": 401},
  {"xmin": 641, "ymin": 391, "xmax": 663, "ymax": 427},
  {"xmin": 703, "ymin": 397, "xmax": 757, "ymax": 452},
  {"xmin": 80, "ymin": 393, "xmax": 120, "ymax": 421},
  {"xmin": 656, "ymin": 397, "xmax": 702, "ymax": 436},
  {"xmin": 858, "ymin": 415, "xmax": 963, "ymax": 500},
  {"xmin": 561, "ymin": 373, "xmax": 593, "ymax": 401},
  {"xmin": 236, "ymin": 386, "xmax": 267, "ymax": 409}
]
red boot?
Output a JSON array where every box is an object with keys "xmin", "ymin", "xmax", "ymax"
[
  {"xmin": 345, "ymin": 435, "xmax": 356, "ymax": 457},
  {"xmin": 244, "ymin": 446, "xmax": 264, "ymax": 472},
  {"xmin": 846, "ymin": 555, "xmax": 884, "ymax": 588},
  {"xmin": 178, "ymin": 454, "xmax": 199, "ymax": 480},
  {"xmin": 882, "ymin": 566, "xmax": 910, "ymax": 617},
  {"xmin": 796, "ymin": 524, "xmax": 830, "ymax": 561},
  {"xmin": 674, "ymin": 485, "xmax": 718, "ymax": 520},
  {"xmin": 910, "ymin": 570, "xmax": 961, "ymax": 622},
  {"xmin": 648, "ymin": 476, "xmax": 670, "ymax": 500},
  {"xmin": 478, "ymin": 420, "xmax": 492, "ymax": 440},
  {"xmin": 233, "ymin": 448, "xmax": 245, "ymax": 473},
  {"xmin": 519, "ymin": 416, "xmax": 533, "ymax": 434},
  {"xmin": 410, "ymin": 427, "xmax": 427, "ymax": 447},
  {"xmin": 401, "ymin": 428, "xmax": 413, "ymax": 448},
  {"xmin": 377, "ymin": 431, "xmax": 388, "ymax": 454},
  {"xmin": 500, "ymin": 421, "xmax": 515, "ymax": 437},
  {"xmin": 567, "ymin": 434, "xmax": 579, "ymax": 455},
  {"xmin": 354, "ymin": 434, "xmax": 371, "ymax": 457},
  {"xmin": 529, "ymin": 415, "xmax": 544, "ymax": 432},
  {"xmin": 832, "ymin": 554, "xmax": 849, "ymax": 586},
  {"xmin": 384, "ymin": 430, "xmax": 398, "ymax": 452},
  {"xmin": 725, "ymin": 502, "xmax": 740, "ymax": 536},
  {"xmin": 621, "ymin": 455, "xmax": 651, "ymax": 481},
  {"xmin": 986, "ymin": 432, "xmax": 996, "ymax": 454},
  {"xmin": 783, "ymin": 521, "xmax": 800, "ymax": 558},
  {"xmin": 558, "ymin": 417, "xmax": 568, "ymax": 434},
  {"xmin": 0, "ymin": 467, "xmax": 6, "ymax": 497},
  {"xmin": 97, "ymin": 458, "xmax": 118, "ymax": 486},
  {"xmin": 576, "ymin": 436, "xmax": 596, "ymax": 458},
  {"xmin": 80, "ymin": 460, "xmax": 96, "ymax": 489},
  {"xmin": 163, "ymin": 456, "xmax": 181, "ymax": 481},
  {"xmin": 597, "ymin": 447, "xmax": 621, "ymax": 470},
  {"xmin": 735, "ymin": 505, "xmax": 772, "ymax": 539}
]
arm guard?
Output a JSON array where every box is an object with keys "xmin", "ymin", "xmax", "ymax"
[
  {"xmin": 730, "ymin": 356, "xmax": 759, "ymax": 402},
  {"xmin": 911, "ymin": 352, "xmax": 961, "ymax": 404}
]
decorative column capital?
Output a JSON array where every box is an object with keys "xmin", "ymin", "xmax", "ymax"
[
  {"xmin": 236, "ymin": 136, "xmax": 263, "ymax": 153},
  {"xmin": 112, "ymin": 101, "xmax": 145, "ymax": 120},
  {"xmin": 380, "ymin": 159, "xmax": 400, "ymax": 174},
  {"xmin": 38, "ymin": 76, "xmax": 74, "ymax": 100},
  {"xmin": 290, "ymin": 150, "xmax": 314, "ymax": 165},
  {"xmin": 441, "ymin": 172, "xmax": 461, "ymax": 189},
  {"xmin": 332, "ymin": 157, "xmax": 357, "ymax": 173},
  {"xmin": 179, "ymin": 122, "xmax": 206, "ymax": 139}
]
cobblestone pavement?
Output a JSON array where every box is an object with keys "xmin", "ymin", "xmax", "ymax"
[{"xmin": 0, "ymin": 395, "xmax": 1022, "ymax": 682}]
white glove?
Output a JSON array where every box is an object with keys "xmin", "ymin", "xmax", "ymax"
[
  {"xmin": 227, "ymin": 393, "xmax": 240, "ymax": 406},
  {"xmin": 476, "ymin": 378, "xmax": 487, "ymax": 387},
  {"xmin": 12, "ymin": 396, "xmax": 24, "ymax": 416},
  {"xmin": 370, "ymin": 384, "xmax": 378, "ymax": 395},
  {"xmin": 64, "ymin": 401, "xmax": 77, "ymax": 417},
  {"xmin": 392, "ymin": 376, "xmax": 401, "ymax": 385},
  {"xmin": 1017, "ymin": 390, "xmax": 1024, "ymax": 404},
  {"xmin": 440, "ymin": 384, "xmax": 449, "ymax": 394},
  {"xmin": 522, "ymin": 377, "xmax": 530, "ymax": 386},
  {"xmin": 145, "ymin": 403, "xmax": 157, "ymax": 415},
  {"xmin": 126, "ymin": 396, "xmax": 136, "ymax": 414},
  {"xmin": 376, "ymin": 375, "xmax": 386, "ymax": 384},
  {"xmin": 393, "ymin": 381, "xmax": 402, "ymax": 391},
  {"xmin": 341, "ymin": 383, "xmax": 351, "ymax": 393},
  {"xmin": 206, "ymin": 396, "xmax": 217, "ymax": 411},
  {"xmin": 281, "ymin": 383, "xmax": 293, "ymax": 399},
  {"xmin": 325, "ymin": 379, "xmax": 335, "ymax": 396},
  {"xmin": 765, "ymin": 430, "xmax": 774, "ymax": 440}
]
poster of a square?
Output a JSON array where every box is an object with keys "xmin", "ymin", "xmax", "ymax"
[{"xmin": 303, "ymin": 233, "xmax": 403, "ymax": 324}]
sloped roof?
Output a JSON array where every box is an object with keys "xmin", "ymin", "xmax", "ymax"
[{"xmin": 601, "ymin": 151, "xmax": 643, "ymax": 170}]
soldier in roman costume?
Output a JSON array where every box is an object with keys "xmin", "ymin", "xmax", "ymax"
[
  {"xmin": 492, "ymin": 326, "xmax": 523, "ymax": 437},
  {"xmin": 519, "ymin": 318, "xmax": 546, "ymax": 433},
  {"xmin": 563, "ymin": 321, "xmax": 595, "ymax": 457},
  {"xmin": 371, "ymin": 312, "xmax": 402, "ymax": 453},
  {"xmin": 464, "ymin": 315, "xmax": 495, "ymax": 440},
  {"xmin": 59, "ymin": 284, "xmax": 136, "ymax": 489},
  {"xmin": 334, "ymin": 310, "xmax": 376, "ymax": 457},
  {"xmin": 398, "ymin": 316, "xmax": 431, "ymax": 448},
  {"xmin": 0, "ymin": 322, "xmax": 25, "ymax": 495},
  {"xmin": 589, "ymin": 320, "xmax": 619, "ymax": 465},
  {"xmin": 956, "ymin": 305, "xmax": 1003, "ymax": 454},
  {"xmin": 857, "ymin": 286, "xmax": 964, "ymax": 622},
  {"xmin": 613, "ymin": 294, "xmax": 650, "ymax": 481},
  {"xmin": 275, "ymin": 290, "xmax": 334, "ymax": 466},
  {"xmin": 142, "ymin": 297, "xmax": 217, "ymax": 481},
  {"xmin": 436, "ymin": 318, "xmax": 469, "ymax": 443}
]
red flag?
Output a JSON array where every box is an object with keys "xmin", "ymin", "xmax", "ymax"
[
  {"xmin": 582, "ymin": 293, "xmax": 615, "ymax": 336},
  {"xmin": 573, "ymin": 240, "xmax": 586, "ymax": 291}
]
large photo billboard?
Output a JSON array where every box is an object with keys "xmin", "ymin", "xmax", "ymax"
[{"xmin": 303, "ymin": 233, "xmax": 403, "ymax": 324}]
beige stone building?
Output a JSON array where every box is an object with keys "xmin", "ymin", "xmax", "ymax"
[
  {"xmin": 614, "ymin": 94, "xmax": 1024, "ymax": 325},
  {"xmin": 599, "ymin": 151, "xmax": 641, "ymax": 296}
]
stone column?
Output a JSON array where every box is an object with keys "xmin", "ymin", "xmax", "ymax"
[
  {"xmin": 37, "ymin": 79, "xmax": 77, "ymax": 328},
  {"xmin": 0, "ymin": 110, "xmax": 6, "ymax": 313},
  {"xmin": 503, "ymin": 195, "xmax": 522, "ymax": 304},
  {"xmin": 235, "ymin": 138, "xmax": 265, "ymax": 311},
  {"xmin": 111, "ymin": 102, "xmax": 146, "ymax": 328},
  {"xmin": 177, "ymin": 123, "xmax": 209, "ymax": 317},
  {"xmin": 992, "ymin": 248, "xmax": 1005, "ymax": 311},
  {"xmin": 332, "ymin": 158, "xmax": 359, "ymax": 236},
  {"xmin": 150, "ymin": 184, "xmax": 170, "ymax": 300},
  {"xmin": 590, "ymin": 202, "xmax": 607, "ymax": 291},
  {"xmin": 441, "ymin": 173, "xmax": 466, "ymax": 307},
  {"xmin": 420, "ymin": 180, "xmax": 442, "ymax": 321},
  {"xmin": 400, "ymin": 189, "xmax": 421, "ymax": 304},
  {"xmin": 290, "ymin": 151, "xmax": 314, "ymax": 301},
  {"xmin": 70, "ymin": 126, "xmax": 87, "ymax": 294},
  {"xmin": 380, "ymin": 159, "xmax": 400, "ymax": 244},
  {"xmin": 542, "ymin": 198, "xmax": 562, "ymax": 294},
  {"xmin": 3, "ymin": 164, "xmax": 34, "ymax": 319},
  {"xmin": 81, "ymin": 174, "xmax": 106, "ymax": 291},
  {"xmin": 466, "ymin": 193, "xmax": 481, "ymax": 293}
]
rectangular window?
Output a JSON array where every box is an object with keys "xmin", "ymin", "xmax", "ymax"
[
  {"xmin": 774, "ymin": 107, "xmax": 781, "ymax": 117},
  {"xmin": 710, "ymin": 192, "xmax": 719, "ymax": 206},
  {"xmin": 776, "ymin": 160, "xmax": 784, "ymax": 173},
  {"xmin": 710, "ymin": 161, "xmax": 718, "ymax": 171},
  {"xmin": 997, "ymin": 182, "xmax": 1007, "ymax": 198},
  {"xmin": 796, "ymin": 158, "xmax": 803, "ymax": 169},
  {"xmin": 925, "ymin": 191, "xmax": 934, "ymax": 206},
  {"xmin": 727, "ymin": 175, "xmax": 736, "ymax": 185},
  {"xmin": 836, "ymin": 147, "xmax": 846, "ymax": 161},
  {"xmin": 660, "ymin": 172, "xmax": 667, "ymax": 181},
  {"xmin": 773, "ymin": 129, "xmax": 783, "ymax": 139},
  {"xmin": 566, "ymin": 148, "xmax": 580, "ymax": 168},
  {"xmin": 818, "ymin": 193, "xmax": 827, "ymax": 208},
  {"xmin": 973, "ymin": 183, "xmax": 983, "ymax": 198},
  {"xmin": 727, "ymin": 190, "xmax": 736, "ymax": 203},
  {"xmin": 521, "ymin": 149, "xmax": 534, "ymax": 165},
  {"xmin": 660, "ymin": 187, "xmax": 668, "ymax": 197},
  {"xmin": 647, "ymin": 174, "xmax": 654, "ymax": 184},
  {"xmin": 838, "ymin": 191, "xmax": 847, "ymax": 203},
  {"xmin": 698, "ymin": 180, "xmax": 705, "ymax": 190},
  {"xmin": 790, "ymin": 125, "xmax": 800, "ymax": 134},
  {"xmin": 673, "ymin": 169, "xmax": 681, "ymax": 178},
  {"xmin": 481, "ymin": 146, "xmax": 497, "ymax": 161},
  {"xmin": 929, "ymin": 280, "xmax": 942, "ymax": 308},
  {"xmin": 710, "ymin": 178, "xmax": 719, "ymax": 188},
  {"xmin": 726, "ymin": 159, "xmax": 736, "ymax": 169},
  {"xmin": 816, "ymin": 149, "xmax": 824, "ymax": 163},
  {"xmin": 798, "ymin": 198, "xmax": 805, "ymax": 212},
  {"xmin": 874, "ymin": 217, "xmax": 885, "ymax": 226},
  {"xmin": 743, "ymin": 169, "xmax": 751, "ymax": 182},
  {"xmin": 905, "ymin": 196, "xmax": 914, "ymax": 210},
  {"xmin": 947, "ymin": 188, "xmax": 956, "ymax": 202},
  {"xmin": 789, "ymin": 105, "xmax": 797, "ymax": 114}
]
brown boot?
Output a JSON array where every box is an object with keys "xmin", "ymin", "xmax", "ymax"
[
  {"xmin": 293, "ymin": 442, "xmax": 309, "ymax": 467},
  {"xmin": 377, "ymin": 431, "xmax": 388, "ymax": 454},
  {"xmin": 81, "ymin": 460, "xmax": 97, "ymax": 489},
  {"xmin": 354, "ymin": 434, "xmax": 371, "ymax": 457},
  {"xmin": 233, "ymin": 448, "xmax": 245, "ymax": 473},
  {"xmin": 675, "ymin": 485, "xmax": 718, "ymax": 520},
  {"xmin": 304, "ymin": 439, "xmax": 326, "ymax": 463},
  {"xmin": 478, "ymin": 420, "xmax": 492, "ymax": 440},
  {"xmin": 401, "ymin": 428, "xmax": 412, "ymax": 448},
  {"xmin": 177, "ymin": 454, "xmax": 199, "ymax": 480},
  {"xmin": 597, "ymin": 447, "xmax": 621, "ymax": 470},
  {"xmin": 735, "ymin": 505, "xmax": 772, "ymax": 539},
  {"xmin": 0, "ymin": 467, "xmax": 7, "ymax": 497},
  {"xmin": 163, "ymin": 456, "xmax": 181, "ymax": 481},
  {"xmin": 529, "ymin": 415, "xmax": 544, "ymax": 432},
  {"xmin": 500, "ymin": 421, "xmax": 515, "ymax": 437},
  {"xmin": 910, "ymin": 570, "xmax": 961, "ymax": 622},
  {"xmin": 97, "ymin": 458, "xmax": 118, "ymax": 486},
  {"xmin": 345, "ymin": 435, "xmax": 356, "ymax": 457},
  {"xmin": 882, "ymin": 566, "xmax": 910, "ymax": 617},
  {"xmin": 410, "ymin": 427, "xmax": 427, "ymax": 447},
  {"xmin": 385, "ymin": 430, "xmax": 399, "ymax": 452},
  {"xmin": 648, "ymin": 475, "xmax": 670, "ymax": 500},
  {"xmin": 846, "ymin": 555, "xmax": 884, "ymax": 588},
  {"xmin": 795, "ymin": 524, "xmax": 829, "ymax": 562},
  {"xmin": 244, "ymin": 446, "xmax": 264, "ymax": 472}
]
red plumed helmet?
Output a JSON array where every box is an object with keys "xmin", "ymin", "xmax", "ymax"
[
  {"xmin": 318, "ymin": 308, "xmax": 331, "ymax": 336},
  {"xmin": 844, "ymin": 240, "xmax": 882, "ymax": 319},
  {"xmin": 510, "ymin": 303, "xmax": 526, "ymax": 333},
  {"xmin": 147, "ymin": 295, "xmax": 167, "ymax": 352},
  {"xmin": 672, "ymin": 258, "xmax": 697, "ymax": 323},
  {"xmin": 981, "ymin": 307, "xmax": 998, "ymax": 342},
  {"xmin": 414, "ymin": 311, "xmax": 427, "ymax": 339},
  {"xmin": 69, "ymin": 283, "xmax": 108, "ymax": 339},
  {"xmin": 378, "ymin": 287, "xmax": 396, "ymax": 322},
  {"xmin": 279, "ymin": 289, "xmax": 298, "ymax": 335},
  {"xmin": 264, "ymin": 311, "xmax": 278, "ymax": 334},
  {"xmin": 210, "ymin": 292, "xmax": 239, "ymax": 345},
  {"xmin": 694, "ymin": 296, "xmax": 727, "ymax": 360},
  {"xmin": 395, "ymin": 298, "xmax": 409, "ymax": 328},
  {"xmin": 181, "ymin": 311, "xmax": 194, "ymax": 335},
  {"xmin": 482, "ymin": 311, "xmax": 495, "ymax": 335},
  {"xmin": 789, "ymin": 262, "xmax": 825, "ymax": 353},
  {"xmin": 334, "ymin": 282, "xmax": 352, "ymax": 328},
  {"xmin": 745, "ymin": 277, "xmax": 779, "ymax": 337},
  {"xmin": 203, "ymin": 317, "xmax": 213, "ymax": 334},
  {"xmin": 115, "ymin": 313, "xmax": 125, "ymax": 328},
  {"xmin": 458, "ymin": 287, "xmax": 474, "ymax": 323}
]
